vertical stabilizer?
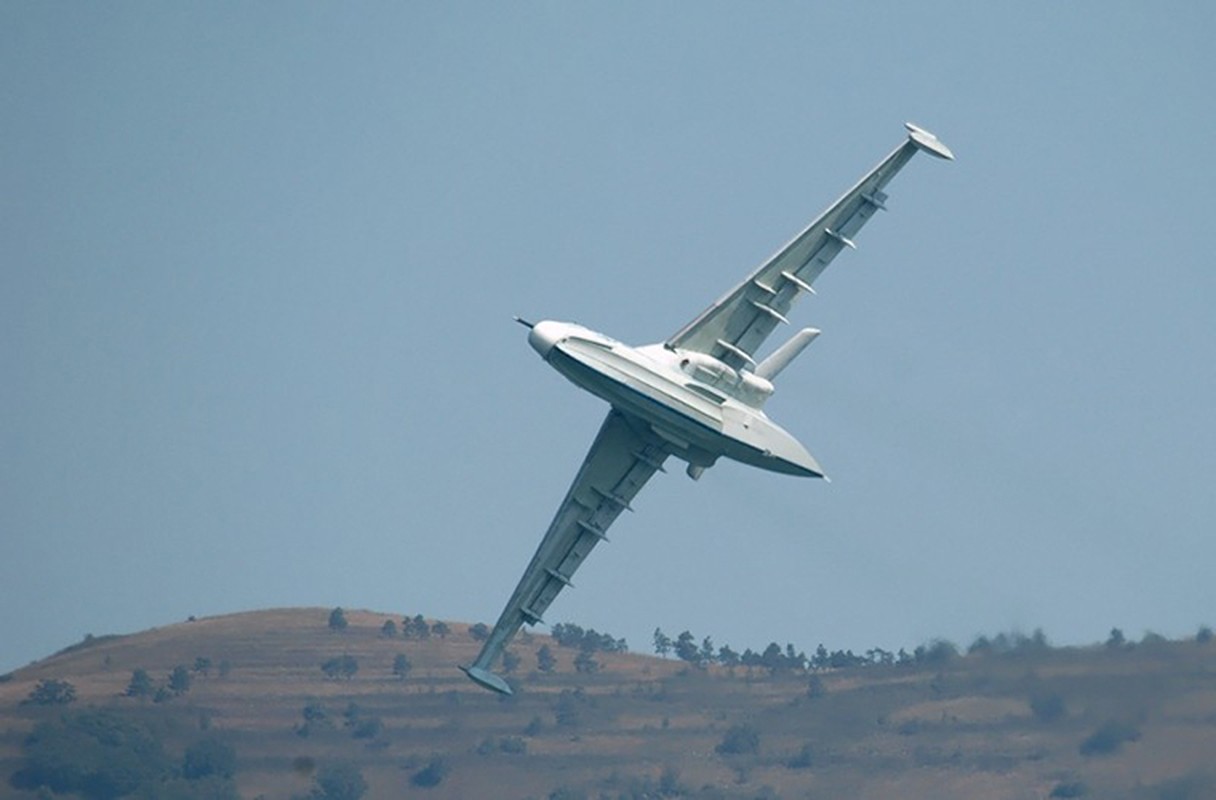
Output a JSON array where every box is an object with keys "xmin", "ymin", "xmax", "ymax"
[{"xmin": 755, "ymin": 328, "xmax": 820, "ymax": 381}]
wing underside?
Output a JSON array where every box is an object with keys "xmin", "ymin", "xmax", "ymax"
[
  {"xmin": 666, "ymin": 125, "xmax": 951, "ymax": 371},
  {"xmin": 464, "ymin": 410, "xmax": 670, "ymax": 693}
]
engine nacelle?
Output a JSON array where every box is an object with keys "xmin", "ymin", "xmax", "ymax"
[{"xmin": 677, "ymin": 351, "xmax": 775, "ymax": 407}]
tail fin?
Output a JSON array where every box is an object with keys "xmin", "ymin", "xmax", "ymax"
[{"xmin": 755, "ymin": 328, "xmax": 820, "ymax": 381}]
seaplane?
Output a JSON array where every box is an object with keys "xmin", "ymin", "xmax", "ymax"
[{"xmin": 463, "ymin": 123, "xmax": 953, "ymax": 694}]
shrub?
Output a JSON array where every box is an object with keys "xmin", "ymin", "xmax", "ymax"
[
  {"xmin": 314, "ymin": 761, "xmax": 367, "ymax": 799},
  {"xmin": 786, "ymin": 742, "xmax": 814, "ymax": 769},
  {"xmin": 182, "ymin": 737, "xmax": 237, "ymax": 779},
  {"xmin": 1029, "ymin": 690, "xmax": 1067, "ymax": 723},
  {"xmin": 1079, "ymin": 720, "xmax": 1141, "ymax": 756},
  {"xmin": 411, "ymin": 756, "xmax": 449, "ymax": 788},
  {"xmin": 806, "ymin": 675, "xmax": 827, "ymax": 699},
  {"xmin": 536, "ymin": 645, "xmax": 557, "ymax": 673},
  {"xmin": 573, "ymin": 650, "xmax": 599, "ymax": 674},
  {"xmin": 22, "ymin": 679, "xmax": 76, "ymax": 706},
  {"xmin": 321, "ymin": 655, "xmax": 359, "ymax": 680},
  {"xmin": 16, "ymin": 710, "xmax": 170, "ymax": 797},
  {"xmin": 716, "ymin": 723, "xmax": 760, "ymax": 755}
]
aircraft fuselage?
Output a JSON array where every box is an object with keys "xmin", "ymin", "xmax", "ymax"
[{"xmin": 527, "ymin": 320, "xmax": 823, "ymax": 479}]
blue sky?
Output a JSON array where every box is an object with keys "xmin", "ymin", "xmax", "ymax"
[{"xmin": 3, "ymin": 2, "xmax": 1214, "ymax": 674}]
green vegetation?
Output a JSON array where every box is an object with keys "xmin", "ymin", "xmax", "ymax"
[
  {"xmin": 536, "ymin": 644, "xmax": 557, "ymax": 673},
  {"xmin": 410, "ymin": 756, "xmax": 449, "ymax": 788},
  {"xmin": 327, "ymin": 607, "xmax": 348, "ymax": 632},
  {"xmin": 11, "ymin": 709, "xmax": 239, "ymax": 799},
  {"xmin": 311, "ymin": 761, "xmax": 367, "ymax": 800},
  {"xmin": 21, "ymin": 678, "xmax": 76, "ymax": 706},
  {"xmin": 320, "ymin": 654, "xmax": 359, "ymax": 680},
  {"xmin": 716, "ymin": 723, "xmax": 760, "ymax": 755},
  {"xmin": 1079, "ymin": 719, "xmax": 1141, "ymax": 756},
  {"xmin": 550, "ymin": 623, "xmax": 627, "ymax": 653},
  {"xmin": 402, "ymin": 615, "xmax": 431, "ymax": 640}
]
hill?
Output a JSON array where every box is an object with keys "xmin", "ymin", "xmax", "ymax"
[{"xmin": 2, "ymin": 609, "xmax": 1215, "ymax": 799}]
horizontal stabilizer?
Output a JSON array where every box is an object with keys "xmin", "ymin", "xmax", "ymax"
[
  {"xmin": 755, "ymin": 328, "xmax": 820, "ymax": 381},
  {"xmin": 460, "ymin": 665, "xmax": 514, "ymax": 695}
]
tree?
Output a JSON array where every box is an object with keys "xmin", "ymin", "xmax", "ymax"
[
  {"xmin": 192, "ymin": 656, "xmax": 212, "ymax": 676},
  {"xmin": 432, "ymin": 621, "xmax": 451, "ymax": 638},
  {"xmin": 169, "ymin": 665, "xmax": 193, "ymax": 695},
  {"xmin": 328, "ymin": 607, "xmax": 348, "ymax": 631},
  {"xmin": 699, "ymin": 637, "xmax": 717, "ymax": 665},
  {"xmin": 469, "ymin": 622, "xmax": 490, "ymax": 642},
  {"xmin": 674, "ymin": 630, "xmax": 698, "ymax": 663},
  {"xmin": 23, "ymin": 679, "xmax": 76, "ymax": 706},
  {"xmin": 501, "ymin": 649, "xmax": 521, "ymax": 674},
  {"xmin": 653, "ymin": 628, "xmax": 672, "ymax": 657},
  {"xmin": 392, "ymin": 653, "xmax": 412, "ymax": 679},
  {"xmin": 573, "ymin": 650, "xmax": 599, "ymax": 674},
  {"xmin": 404, "ymin": 614, "xmax": 431, "ymax": 639},
  {"xmin": 312, "ymin": 761, "xmax": 367, "ymax": 800},
  {"xmin": 380, "ymin": 619, "xmax": 398, "ymax": 638},
  {"xmin": 915, "ymin": 639, "xmax": 958, "ymax": 666},
  {"xmin": 1106, "ymin": 627, "xmax": 1126, "ymax": 649},
  {"xmin": 536, "ymin": 644, "xmax": 557, "ymax": 673},
  {"xmin": 1197, "ymin": 625, "xmax": 1213, "ymax": 644},
  {"xmin": 126, "ymin": 668, "xmax": 154, "ymax": 699},
  {"xmin": 718, "ymin": 644, "xmax": 740, "ymax": 667}
]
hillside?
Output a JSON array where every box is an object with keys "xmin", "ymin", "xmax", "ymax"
[{"xmin": 2, "ymin": 609, "xmax": 1215, "ymax": 799}]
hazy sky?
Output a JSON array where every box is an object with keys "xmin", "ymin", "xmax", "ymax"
[{"xmin": 3, "ymin": 3, "xmax": 1214, "ymax": 675}]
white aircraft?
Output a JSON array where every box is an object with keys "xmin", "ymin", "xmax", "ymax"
[{"xmin": 463, "ymin": 124, "xmax": 953, "ymax": 694}]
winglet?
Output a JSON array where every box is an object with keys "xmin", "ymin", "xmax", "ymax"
[
  {"xmin": 460, "ymin": 665, "xmax": 514, "ymax": 695},
  {"xmin": 904, "ymin": 122, "xmax": 954, "ymax": 160}
]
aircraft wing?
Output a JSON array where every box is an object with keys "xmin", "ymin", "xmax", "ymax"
[
  {"xmin": 666, "ymin": 123, "xmax": 953, "ymax": 371},
  {"xmin": 463, "ymin": 409, "xmax": 670, "ymax": 694}
]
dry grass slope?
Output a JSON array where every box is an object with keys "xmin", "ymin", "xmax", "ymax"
[{"xmin": 2, "ymin": 609, "xmax": 1215, "ymax": 800}]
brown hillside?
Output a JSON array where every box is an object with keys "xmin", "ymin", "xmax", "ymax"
[{"xmin": 2, "ymin": 609, "xmax": 1215, "ymax": 799}]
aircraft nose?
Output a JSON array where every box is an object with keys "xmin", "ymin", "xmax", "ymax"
[{"xmin": 528, "ymin": 320, "xmax": 563, "ymax": 358}]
